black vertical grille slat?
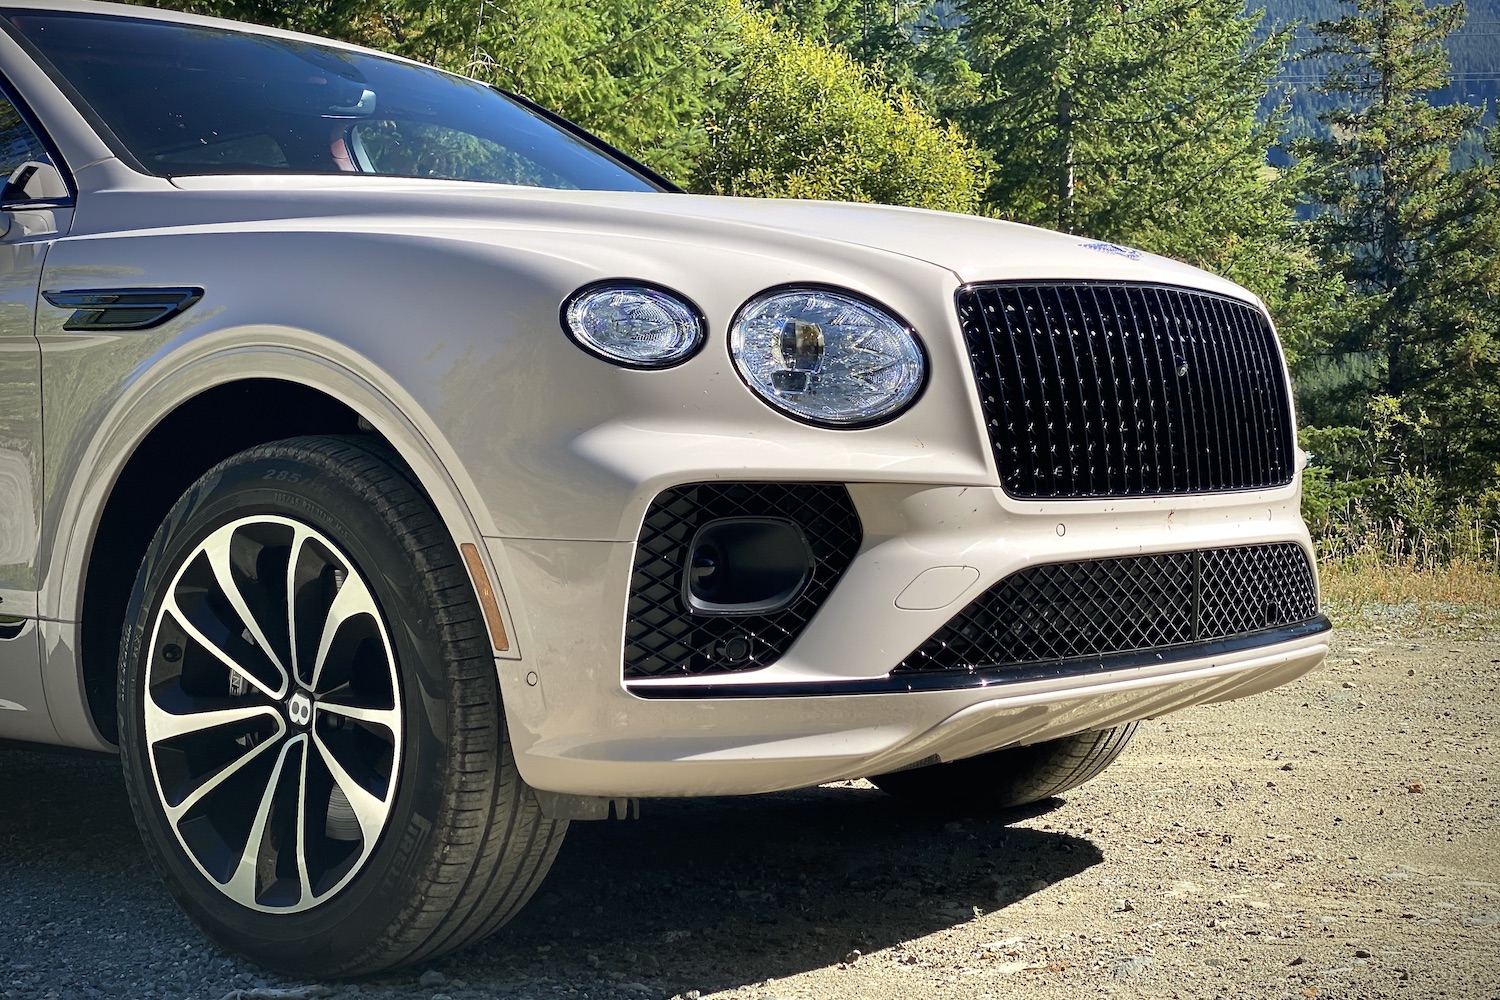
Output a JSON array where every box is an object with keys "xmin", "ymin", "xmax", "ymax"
[
  {"xmin": 1242, "ymin": 297, "xmax": 1287, "ymax": 483},
  {"xmin": 1187, "ymin": 290, "xmax": 1234, "ymax": 487},
  {"xmin": 1117, "ymin": 285, "xmax": 1167, "ymax": 494},
  {"xmin": 1018, "ymin": 287, "xmax": 1053, "ymax": 494},
  {"xmin": 1217, "ymin": 294, "xmax": 1261, "ymax": 485},
  {"xmin": 967, "ymin": 293, "xmax": 1011, "ymax": 482},
  {"xmin": 1180, "ymin": 290, "xmax": 1217, "ymax": 485},
  {"xmin": 957, "ymin": 281, "xmax": 1296, "ymax": 498},
  {"xmin": 1043, "ymin": 286, "xmax": 1079, "ymax": 495},
  {"xmin": 1050, "ymin": 287, "xmax": 1080, "ymax": 494},
  {"xmin": 1029, "ymin": 286, "xmax": 1065, "ymax": 495},
  {"xmin": 1079, "ymin": 286, "xmax": 1109, "ymax": 490},
  {"xmin": 1205, "ymin": 294, "xmax": 1244, "ymax": 484},
  {"xmin": 624, "ymin": 483, "xmax": 863, "ymax": 679},
  {"xmin": 1164, "ymin": 287, "xmax": 1210, "ymax": 490},
  {"xmin": 1089, "ymin": 284, "xmax": 1139, "ymax": 496},
  {"xmin": 1249, "ymin": 299, "xmax": 1282, "ymax": 482},
  {"xmin": 1147, "ymin": 286, "xmax": 1192, "ymax": 491},
  {"xmin": 895, "ymin": 542, "xmax": 1319, "ymax": 675},
  {"xmin": 1142, "ymin": 285, "xmax": 1188, "ymax": 493},
  {"xmin": 1075, "ymin": 285, "xmax": 1115, "ymax": 494}
]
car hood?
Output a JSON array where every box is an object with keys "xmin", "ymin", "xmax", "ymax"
[{"xmin": 154, "ymin": 176, "xmax": 1251, "ymax": 299}]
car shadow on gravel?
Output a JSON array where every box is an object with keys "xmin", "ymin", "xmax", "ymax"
[
  {"xmin": 2, "ymin": 749, "xmax": 1100, "ymax": 999},
  {"xmin": 425, "ymin": 783, "xmax": 1101, "ymax": 997},
  {"xmin": 0, "ymin": 745, "xmax": 143, "ymax": 874}
]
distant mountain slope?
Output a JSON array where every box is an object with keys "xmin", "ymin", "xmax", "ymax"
[{"xmin": 1251, "ymin": 0, "xmax": 1498, "ymax": 128}]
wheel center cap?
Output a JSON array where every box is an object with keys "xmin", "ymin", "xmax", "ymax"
[{"xmin": 287, "ymin": 691, "xmax": 313, "ymax": 728}]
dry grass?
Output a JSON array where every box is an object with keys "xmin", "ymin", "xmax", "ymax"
[
  {"xmin": 1310, "ymin": 501, "xmax": 1500, "ymax": 636},
  {"xmin": 1319, "ymin": 556, "xmax": 1500, "ymax": 638},
  {"xmin": 1320, "ymin": 556, "xmax": 1500, "ymax": 607}
]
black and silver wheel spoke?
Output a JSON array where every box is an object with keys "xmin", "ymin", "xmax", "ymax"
[{"xmin": 145, "ymin": 515, "xmax": 402, "ymax": 912}]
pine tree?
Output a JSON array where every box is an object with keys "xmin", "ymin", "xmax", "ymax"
[
  {"xmin": 750, "ymin": 0, "xmax": 982, "ymax": 112},
  {"xmin": 952, "ymin": 0, "xmax": 1335, "ymax": 353},
  {"xmin": 957, "ymin": 0, "xmax": 1283, "ymax": 232},
  {"xmin": 1294, "ymin": 0, "xmax": 1500, "ymax": 496}
]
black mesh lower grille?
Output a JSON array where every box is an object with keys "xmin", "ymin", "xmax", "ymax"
[
  {"xmin": 624, "ymin": 483, "xmax": 863, "ymax": 679},
  {"xmin": 895, "ymin": 542, "xmax": 1318, "ymax": 675}
]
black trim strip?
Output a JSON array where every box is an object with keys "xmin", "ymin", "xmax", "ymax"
[
  {"xmin": 42, "ymin": 286, "xmax": 203, "ymax": 331},
  {"xmin": 494, "ymin": 87, "xmax": 679, "ymax": 193},
  {"xmin": 625, "ymin": 615, "xmax": 1332, "ymax": 700}
]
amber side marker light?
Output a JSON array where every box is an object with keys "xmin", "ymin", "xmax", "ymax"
[{"xmin": 461, "ymin": 543, "xmax": 511, "ymax": 652}]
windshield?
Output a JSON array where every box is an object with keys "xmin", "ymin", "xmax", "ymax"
[{"xmin": 6, "ymin": 11, "xmax": 661, "ymax": 192}]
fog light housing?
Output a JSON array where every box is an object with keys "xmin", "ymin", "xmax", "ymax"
[{"xmin": 683, "ymin": 518, "xmax": 813, "ymax": 616}]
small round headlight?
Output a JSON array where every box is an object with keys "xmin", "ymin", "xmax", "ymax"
[
  {"xmin": 563, "ymin": 282, "xmax": 705, "ymax": 369},
  {"xmin": 730, "ymin": 287, "xmax": 926, "ymax": 427}
]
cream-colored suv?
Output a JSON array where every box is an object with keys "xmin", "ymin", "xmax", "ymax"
[{"xmin": 0, "ymin": 0, "xmax": 1329, "ymax": 977}]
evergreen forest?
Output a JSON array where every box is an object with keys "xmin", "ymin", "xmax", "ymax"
[{"xmin": 159, "ymin": 0, "xmax": 1500, "ymax": 579}]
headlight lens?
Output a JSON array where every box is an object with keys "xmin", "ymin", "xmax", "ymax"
[
  {"xmin": 730, "ymin": 288, "xmax": 926, "ymax": 426},
  {"xmin": 563, "ymin": 282, "xmax": 704, "ymax": 368}
]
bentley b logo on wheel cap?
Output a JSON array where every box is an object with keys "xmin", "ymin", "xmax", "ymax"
[{"xmin": 288, "ymin": 691, "xmax": 313, "ymax": 727}]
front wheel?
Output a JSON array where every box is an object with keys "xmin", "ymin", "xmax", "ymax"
[
  {"xmin": 870, "ymin": 723, "xmax": 1139, "ymax": 812},
  {"xmin": 118, "ymin": 435, "xmax": 565, "ymax": 976}
]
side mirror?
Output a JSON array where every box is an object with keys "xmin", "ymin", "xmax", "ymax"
[{"xmin": 1, "ymin": 160, "xmax": 68, "ymax": 204}]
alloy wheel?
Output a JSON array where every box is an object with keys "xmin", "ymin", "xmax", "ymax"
[{"xmin": 142, "ymin": 515, "xmax": 402, "ymax": 912}]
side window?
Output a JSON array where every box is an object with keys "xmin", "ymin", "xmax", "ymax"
[
  {"xmin": 0, "ymin": 85, "xmax": 67, "ymax": 204},
  {"xmin": 0, "ymin": 95, "xmax": 53, "ymax": 179}
]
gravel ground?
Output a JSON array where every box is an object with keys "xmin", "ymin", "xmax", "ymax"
[{"xmin": 3, "ymin": 622, "xmax": 1496, "ymax": 1000}]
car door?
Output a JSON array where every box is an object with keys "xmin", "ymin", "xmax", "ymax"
[{"xmin": 0, "ymin": 77, "xmax": 73, "ymax": 742}]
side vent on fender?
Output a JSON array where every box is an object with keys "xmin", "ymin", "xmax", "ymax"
[{"xmin": 42, "ymin": 286, "xmax": 204, "ymax": 331}]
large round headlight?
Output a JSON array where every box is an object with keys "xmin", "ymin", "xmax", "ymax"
[
  {"xmin": 562, "ymin": 282, "xmax": 705, "ymax": 369},
  {"xmin": 730, "ymin": 287, "xmax": 926, "ymax": 427}
]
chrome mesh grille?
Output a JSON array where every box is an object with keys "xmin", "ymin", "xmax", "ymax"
[
  {"xmin": 958, "ymin": 282, "xmax": 1296, "ymax": 499},
  {"xmin": 624, "ymin": 483, "xmax": 862, "ymax": 679},
  {"xmin": 895, "ymin": 542, "xmax": 1318, "ymax": 675}
]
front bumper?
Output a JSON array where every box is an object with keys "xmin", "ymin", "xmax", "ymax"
[{"xmin": 489, "ymin": 483, "xmax": 1327, "ymax": 797}]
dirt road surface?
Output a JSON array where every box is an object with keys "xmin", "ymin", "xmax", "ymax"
[{"xmin": 3, "ymin": 622, "xmax": 1496, "ymax": 1000}]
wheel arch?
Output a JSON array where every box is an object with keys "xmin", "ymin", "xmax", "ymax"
[{"xmin": 41, "ymin": 351, "xmax": 516, "ymax": 750}]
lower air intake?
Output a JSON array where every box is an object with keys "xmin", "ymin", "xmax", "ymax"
[
  {"xmin": 895, "ymin": 542, "xmax": 1318, "ymax": 675},
  {"xmin": 624, "ymin": 483, "xmax": 862, "ymax": 679}
]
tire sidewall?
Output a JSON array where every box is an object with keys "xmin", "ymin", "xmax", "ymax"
[{"xmin": 119, "ymin": 446, "xmax": 470, "ymax": 968}]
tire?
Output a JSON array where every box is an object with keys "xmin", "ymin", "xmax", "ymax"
[
  {"xmin": 117, "ymin": 435, "xmax": 566, "ymax": 977},
  {"xmin": 870, "ymin": 723, "xmax": 1139, "ymax": 812}
]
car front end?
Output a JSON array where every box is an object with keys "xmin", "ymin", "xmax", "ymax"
[
  {"xmin": 428, "ymin": 194, "xmax": 1333, "ymax": 799},
  {"xmin": 1, "ymin": 1, "xmax": 1329, "ymax": 973}
]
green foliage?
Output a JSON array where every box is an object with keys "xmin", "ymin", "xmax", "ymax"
[
  {"xmin": 957, "ymin": 0, "xmax": 1279, "ymax": 229},
  {"xmin": 1293, "ymin": 0, "xmax": 1500, "ymax": 503},
  {"xmin": 754, "ymin": 0, "xmax": 866, "ymax": 40},
  {"xmin": 152, "ymin": 0, "xmax": 744, "ymax": 184},
  {"xmin": 390, "ymin": 0, "xmax": 745, "ymax": 184},
  {"xmin": 692, "ymin": 11, "xmax": 987, "ymax": 211},
  {"xmin": 946, "ymin": 1, "xmax": 1341, "ymax": 367},
  {"xmin": 751, "ymin": 0, "xmax": 983, "ymax": 112},
  {"xmin": 151, "ymin": 0, "xmax": 383, "ymax": 43},
  {"xmin": 1259, "ymin": 0, "xmax": 1499, "ymax": 137}
]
